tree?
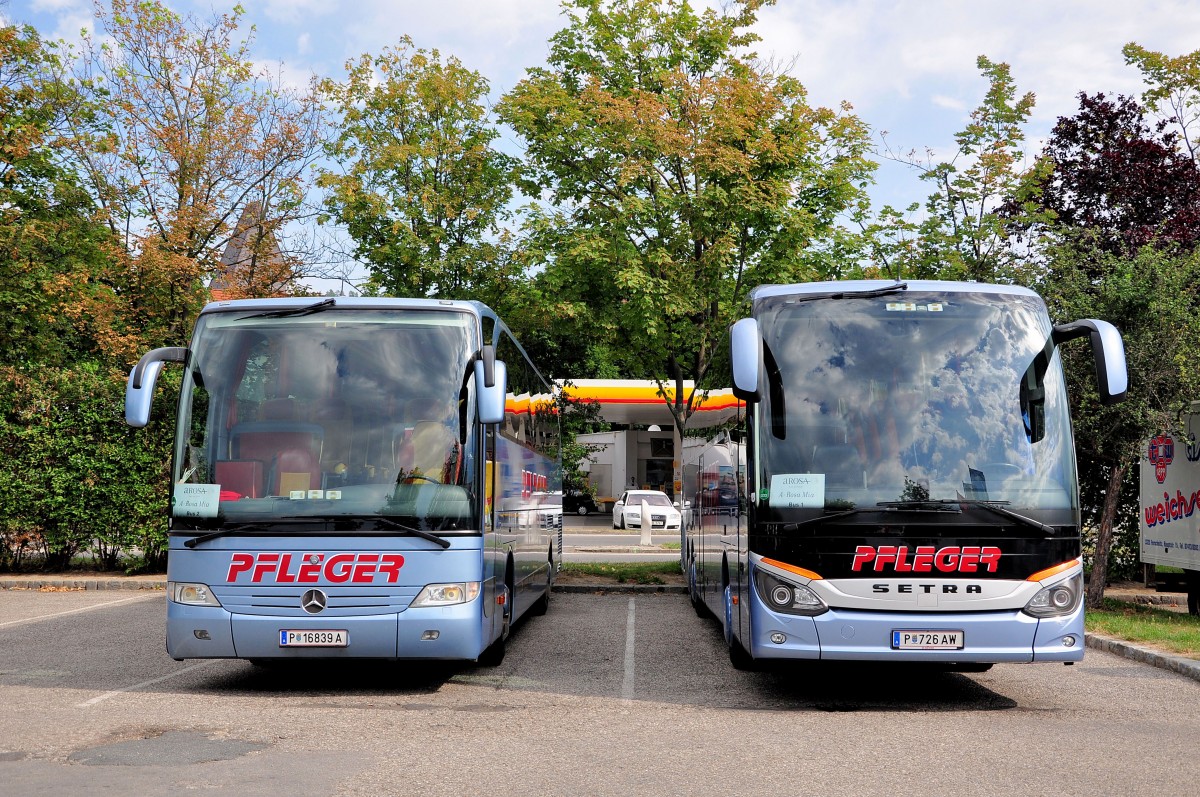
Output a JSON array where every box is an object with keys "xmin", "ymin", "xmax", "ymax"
[
  {"xmin": 0, "ymin": 23, "xmax": 116, "ymax": 368},
  {"xmin": 1123, "ymin": 43, "xmax": 1200, "ymax": 162},
  {"xmin": 1016, "ymin": 92, "xmax": 1200, "ymax": 257},
  {"xmin": 497, "ymin": 0, "xmax": 873, "ymax": 430},
  {"xmin": 318, "ymin": 39, "xmax": 519, "ymax": 301},
  {"xmin": 881, "ymin": 56, "xmax": 1039, "ymax": 283},
  {"xmin": 58, "ymin": 0, "xmax": 324, "ymax": 347},
  {"xmin": 1019, "ymin": 91, "xmax": 1200, "ymax": 605},
  {"xmin": 1045, "ymin": 241, "xmax": 1200, "ymax": 606}
]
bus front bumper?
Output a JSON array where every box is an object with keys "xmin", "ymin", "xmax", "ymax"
[
  {"xmin": 165, "ymin": 600, "xmax": 487, "ymax": 661},
  {"xmin": 748, "ymin": 602, "xmax": 1085, "ymax": 663}
]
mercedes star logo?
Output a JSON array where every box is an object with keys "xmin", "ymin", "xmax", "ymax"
[{"xmin": 301, "ymin": 589, "xmax": 328, "ymax": 614}]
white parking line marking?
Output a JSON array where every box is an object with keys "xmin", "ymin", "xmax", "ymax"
[
  {"xmin": 621, "ymin": 597, "xmax": 635, "ymax": 700},
  {"xmin": 76, "ymin": 661, "xmax": 217, "ymax": 708},
  {"xmin": 0, "ymin": 594, "xmax": 157, "ymax": 630}
]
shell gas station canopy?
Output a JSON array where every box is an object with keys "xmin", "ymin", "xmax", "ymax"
[{"xmin": 558, "ymin": 380, "xmax": 742, "ymax": 428}]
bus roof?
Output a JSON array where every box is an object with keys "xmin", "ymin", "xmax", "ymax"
[
  {"xmin": 749, "ymin": 280, "xmax": 1041, "ymax": 309},
  {"xmin": 199, "ymin": 296, "xmax": 496, "ymax": 318}
]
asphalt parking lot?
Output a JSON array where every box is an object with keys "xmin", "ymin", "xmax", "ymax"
[{"xmin": 2, "ymin": 586, "xmax": 1200, "ymax": 796}]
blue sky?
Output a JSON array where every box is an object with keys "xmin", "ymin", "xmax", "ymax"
[{"xmin": 9, "ymin": 0, "xmax": 1200, "ymax": 269}]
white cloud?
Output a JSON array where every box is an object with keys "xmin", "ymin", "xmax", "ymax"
[
  {"xmin": 931, "ymin": 94, "xmax": 967, "ymax": 112},
  {"xmin": 18, "ymin": 0, "xmax": 1200, "ymax": 213}
]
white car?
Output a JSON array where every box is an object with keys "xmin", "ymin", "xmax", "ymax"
[{"xmin": 613, "ymin": 489, "xmax": 681, "ymax": 530}]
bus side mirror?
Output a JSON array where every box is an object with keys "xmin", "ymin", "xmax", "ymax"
[
  {"xmin": 730, "ymin": 318, "xmax": 761, "ymax": 402},
  {"xmin": 125, "ymin": 346, "xmax": 187, "ymax": 427},
  {"xmin": 476, "ymin": 358, "xmax": 507, "ymax": 424},
  {"xmin": 1052, "ymin": 319, "xmax": 1128, "ymax": 405}
]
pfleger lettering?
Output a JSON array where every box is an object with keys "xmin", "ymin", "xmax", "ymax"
[
  {"xmin": 226, "ymin": 552, "xmax": 405, "ymax": 584},
  {"xmin": 851, "ymin": 545, "xmax": 1001, "ymax": 573}
]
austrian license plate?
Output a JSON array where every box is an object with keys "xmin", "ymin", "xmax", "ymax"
[
  {"xmin": 279, "ymin": 629, "xmax": 348, "ymax": 648},
  {"xmin": 891, "ymin": 630, "xmax": 964, "ymax": 650}
]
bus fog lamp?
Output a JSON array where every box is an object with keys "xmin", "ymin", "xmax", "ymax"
[
  {"xmin": 421, "ymin": 630, "xmax": 440, "ymax": 640},
  {"xmin": 1062, "ymin": 635, "xmax": 1076, "ymax": 648},
  {"xmin": 770, "ymin": 632, "xmax": 787, "ymax": 644}
]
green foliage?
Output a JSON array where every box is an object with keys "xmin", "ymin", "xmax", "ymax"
[
  {"xmin": 497, "ymin": 0, "xmax": 874, "ymax": 425},
  {"xmin": 873, "ymin": 56, "xmax": 1043, "ymax": 282},
  {"xmin": 1087, "ymin": 598, "xmax": 1200, "ymax": 658},
  {"xmin": 318, "ymin": 38, "xmax": 518, "ymax": 302},
  {"xmin": 1045, "ymin": 238, "xmax": 1200, "ymax": 602},
  {"xmin": 559, "ymin": 561, "xmax": 682, "ymax": 584},
  {"xmin": 1123, "ymin": 42, "xmax": 1200, "ymax": 161},
  {"xmin": 0, "ymin": 23, "xmax": 117, "ymax": 368},
  {"xmin": 0, "ymin": 363, "xmax": 173, "ymax": 571}
]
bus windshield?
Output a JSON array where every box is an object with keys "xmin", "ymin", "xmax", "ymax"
[
  {"xmin": 756, "ymin": 290, "xmax": 1077, "ymax": 521},
  {"xmin": 173, "ymin": 308, "xmax": 479, "ymax": 532}
]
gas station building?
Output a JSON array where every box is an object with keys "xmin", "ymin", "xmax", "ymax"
[{"xmin": 559, "ymin": 380, "xmax": 741, "ymax": 504}]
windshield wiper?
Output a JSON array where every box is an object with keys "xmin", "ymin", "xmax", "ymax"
[
  {"xmin": 787, "ymin": 507, "xmax": 875, "ymax": 529},
  {"xmin": 182, "ymin": 522, "xmax": 271, "ymax": 549},
  {"xmin": 182, "ymin": 515, "xmax": 455, "ymax": 549},
  {"xmin": 182, "ymin": 517, "xmax": 351, "ymax": 548},
  {"xmin": 878, "ymin": 499, "xmax": 1056, "ymax": 536},
  {"xmin": 244, "ymin": 297, "xmax": 336, "ymax": 319},
  {"xmin": 790, "ymin": 282, "xmax": 908, "ymax": 304},
  {"xmin": 372, "ymin": 517, "xmax": 452, "ymax": 549}
]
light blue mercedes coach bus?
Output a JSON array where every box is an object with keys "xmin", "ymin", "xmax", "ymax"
[
  {"xmin": 685, "ymin": 280, "xmax": 1127, "ymax": 670},
  {"xmin": 126, "ymin": 297, "xmax": 561, "ymax": 666}
]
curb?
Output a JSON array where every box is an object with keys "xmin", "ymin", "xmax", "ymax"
[
  {"xmin": 0, "ymin": 578, "xmax": 165, "ymax": 591},
  {"xmin": 1085, "ymin": 632, "xmax": 1200, "ymax": 683}
]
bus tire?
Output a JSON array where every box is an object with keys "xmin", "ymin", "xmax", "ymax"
[
  {"xmin": 728, "ymin": 637, "xmax": 755, "ymax": 671},
  {"xmin": 479, "ymin": 574, "xmax": 512, "ymax": 667},
  {"xmin": 724, "ymin": 583, "xmax": 755, "ymax": 670},
  {"xmin": 530, "ymin": 549, "xmax": 552, "ymax": 617},
  {"xmin": 477, "ymin": 635, "xmax": 505, "ymax": 667},
  {"xmin": 689, "ymin": 560, "xmax": 706, "ymax": 617}
]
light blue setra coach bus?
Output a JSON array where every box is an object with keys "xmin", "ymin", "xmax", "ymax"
[{"xmin": 685, "ymin": 280, "xmax": 1127, "ymax": 670}]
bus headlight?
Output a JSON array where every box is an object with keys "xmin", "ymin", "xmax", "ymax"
[
  {"xmin": 1023, "ymin": 572, "xmax": 1083, "ymax": 618},
  {"xmin": 412, "ymin": 582, "xmax": 481, "ymax": 608},
  {"xmin": 753, "ymin": 570, "xmax": 827, "ymax": 616},
  {"xmin": 168, "ymin": 581, "xmax": 222, "ymax": 607}
]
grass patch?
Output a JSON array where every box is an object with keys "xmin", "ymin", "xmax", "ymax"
[
  {"xmin": 1087, "ymin": 599, "xmax": 1200, "ymax": 658},
  {"xmin": 560, "ymin": 561, "xmax": 682, "ymax": 585},
  {"xmin": 660, "ymin": 541, "xmax": 681, "ymax": 550}
]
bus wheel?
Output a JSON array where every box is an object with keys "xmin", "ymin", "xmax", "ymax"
[
  {"xmin": 479, "ymin": 581, "xmax": 512, "ymax": 667},
  {"xmin": 728, "ymin": 637, "xmax": 755, "ymax": 671},
  {"xmin": 689, "ymin": 560, "xmax": 706, "ymax": 617},
  {"xmin": 724, "ymin": 584, "xmax": 755, "ymax": 671},
  {"xmin": 530, "ymin": 551, "xmax": 552, "ymax": 616}
]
